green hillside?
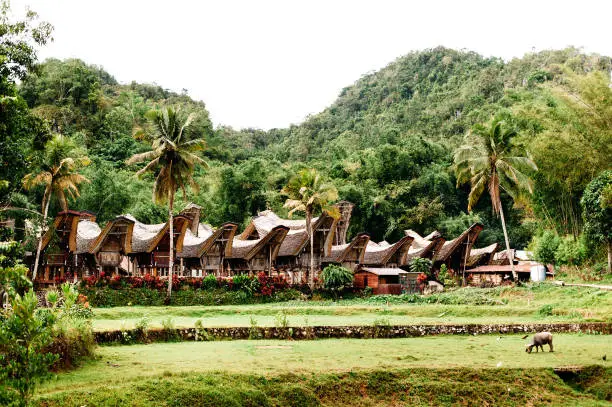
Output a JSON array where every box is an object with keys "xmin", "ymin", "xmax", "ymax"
[{"xmin": 2, "ymin": 41, "xmax": 611, "ymax": 259}]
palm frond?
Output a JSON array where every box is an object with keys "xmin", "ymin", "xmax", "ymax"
[
  {"xmin": 126, "ymin": 149, "xmax": 162, "ymax": 166},
  {"xmin": 467, "ymin": 172, "xmax": 487, "ymax": 212},
  {"xmin": 135, "ymin": 157, "xmax": 161, "ymax": 177}
]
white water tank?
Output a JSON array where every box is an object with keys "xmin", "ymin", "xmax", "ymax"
[{"xmin": 530, "ymin": 265, "xmax": 547, "ymax": 282}]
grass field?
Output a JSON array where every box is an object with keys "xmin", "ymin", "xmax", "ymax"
[
  {"xmin": 91, "ymin": 283, "xmax": 612, "ymax": 331},
  {"xmin": 42, "ymin": 334, "xmax": 610, "ymax": 392},
  {"xmin": 37, "ymin": 335, "xmax": 611, "ymax": 406}
]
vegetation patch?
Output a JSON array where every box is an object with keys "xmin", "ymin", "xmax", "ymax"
[{"xmin": 36, "ymin": 367, "xmax": 612, "ymax": 406}]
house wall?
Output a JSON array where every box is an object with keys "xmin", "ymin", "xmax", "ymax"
[
  {"xmin": 354, "ymin": 271, "xmax": 379, "ymax": 290},
  {"xmin": 469, "ymin": 272, "xmax": 504, "ymax": 286}
]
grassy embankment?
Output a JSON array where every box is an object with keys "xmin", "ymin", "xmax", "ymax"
[
  {"xmin": 91, "ymin": 284, "xmax": 612, "ymax": 331},
  {"xmin": 37, "ymin": 335, "xmax": 611, "ymax": 406}
]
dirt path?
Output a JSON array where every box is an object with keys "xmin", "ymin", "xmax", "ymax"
[{"xmin": 554, "ymin": 281, "xmax": 612, "ymax": 291}]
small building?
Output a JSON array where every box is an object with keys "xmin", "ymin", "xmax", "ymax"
[
  {"xmin": 354, "ymin": 267, "xmax": 421, "ymax": 294},
  {"xmin": 466, "ymin": 262, "xmax": 553, "ymax": 285}
]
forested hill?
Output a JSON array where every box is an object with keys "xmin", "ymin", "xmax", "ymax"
[{"xmin": 4, "ymin": 47, "xmax": 611, "ymax": 254}]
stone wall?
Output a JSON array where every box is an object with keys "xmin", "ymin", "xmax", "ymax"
[{"xmin": 95, "ymin": 322, "xmax": 612, "ymax": 344}]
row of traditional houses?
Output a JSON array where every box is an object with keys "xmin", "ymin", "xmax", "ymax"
[{"xmin": 28, "ymin": 201, "xmax": 542, "ymax": 293}]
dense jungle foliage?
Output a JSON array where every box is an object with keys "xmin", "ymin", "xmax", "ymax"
[{"xmin": 0, "ymin": 1, "xmax": 610, "ymax": 266}]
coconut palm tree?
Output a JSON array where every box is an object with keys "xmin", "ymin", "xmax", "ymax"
[
  {"xmin": 454, "ymin": 116, "xmax": 537, "ymax": 281},
  {"xmin": 23, "ymin": 134, "xmax": 90, "ymax": 281},
  {"xmin": 282, "ymin": 168, "xmax": 339, "ymax": 289},
  {"xmin": 127, "ymin": 107, "xmax": 207, "ymax": 301}
]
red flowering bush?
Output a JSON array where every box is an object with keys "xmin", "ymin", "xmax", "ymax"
[
  {"xmin": 257, "ymin": 272, "xmax": 274, "ymax": 296},
  {"xmin": 217, "ymin": 276, "xmax": 234, "ymax": 290},
  {"xmin": 272, "ymin": 275, "xmax": 289, "ymax": 290},
  {"xmin": 109, "ymin": 275, "xmax": 123, "ymax": 289},
  {"xmin": 417, "ymin": 272, "xmax": 428, "ymax": 292}
]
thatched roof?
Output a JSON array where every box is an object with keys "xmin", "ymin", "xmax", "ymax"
[
  {"xmin": 178, "ymin": 222, "xmax": 238, "ymax": 258},
  {"xmin": 229, "ymin": 225, "xmax": 289, "ymax": 260},
  {"xmin": 434, "ymin": 223, "xmax": 483, "ymax": 262},
  {"xmin": 124, "ymin": 214, "xmax": 166, "ymax": 253},
  {"xmin": 404, "ymin": 230, "xmax": 445, "ymax": 260},
  {"xmin": 324, "ymin": 233, "xmax": 369, "ymax": 263},
  {"xmin": 241, "ymin": 210, "xmax": 337, "ymax": 257},
  {"xmin": 89, "ymin": 216, "xmax": 135, "ymax": 254},
  {"xmin": 362, "ymin": 235, "xmax": 414, "ymax": 266},
  {"xmin": 491, "ymin": 249, "xmax": 516, "ymax": 265},
  {"xmin": 40, "ymin": 211, "xmax": 94, "ymax": 253},
  {"xmin": 466, "ymin": 243, "xmax": 499, "ymax": 268},
  {"xmin": 75, "ymin": 220, "xmax": 101, "ymax": 254},
  {"xmin": 177, "ymin": 223, "xmax": 213, "ymax": 258}
]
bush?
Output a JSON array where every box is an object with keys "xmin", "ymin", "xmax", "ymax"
[
  {"xmin": 0, "ymin": 289, "xmax": 58, "ymax": 406},
  {"xmin": 533, "ymin": 231, "xmax": 560, "ymax": 265},
  {"xmin": 46, "ymin": 283, "xmax": 96, "ymax": 369},
  {"xmin": 201, "ymin": 274, "xmax": 218, "ymax": 290},
  {"xmin": 555, "ymin": 235, "xmax": 587, "ymax": 266},
  {"xmin": 80, "ymin": 286, "xmax": 303, "ymax": 307},
  {"xmin": 409, "ymin": 258, "xmax": 432, "ymax": 275},
  {"xmin": 0, "ymin": 241, "xmax": 25, "ymax": 268},
  {"xmin": 321, "ymin": 265, "xmax": 353, "ymax": 298},
  {"xmin": 538, "ymin": 304, "xmax": 554, "ymax": 317}
]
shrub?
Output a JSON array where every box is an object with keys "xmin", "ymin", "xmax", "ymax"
[
  {"xmin": 201, "ymin": 274, "xmax": 218, "ymax": 290},
  {"xmin": 275, "ymin": 311, "xmax": 289, "ymax": 329},
  {"xmin": 46, "ymin": 283, "xmax": 95, "ymax": 369},
  {"xmin": 135, "ymin": 317, "xmax": 150, "ymax": 333},
  {"xmin": 249, "ymin": 316, "xmax": 260, "ymax": 340},
  {"xmin": 0, "ymin": 263, "xmax": 32, "ymax": 303},
  {"xmin": 0, "ymin": 241, "xmax": 25, "ymax": 268},
  {"xmin": 0, "ymin": 289, "xmax": 59, "ymax": 406},
  {"xmin": 555, "ymin": 235, "xmax": 587, "ymax": 266},
  {"xmin": 257, "ymin": 272, "xmax": 274, "ymax": 296},
  {"xmin": 533, "ymin": 231, "xmax": 560, "ymax": 265},
  {"xmin": 161, "ymin": 317, "xmax": 175, "ymax": 331},
  {"xmin": 410, "ymin": 258, "xmax": 432, "ymax": 275},
  {"xmin": 321, "ymin": 265, "xmax": 353, "ymax": 298},
  {"xmin": 538, "ymin": 304, "xmax": 554, "ymax": 317}
]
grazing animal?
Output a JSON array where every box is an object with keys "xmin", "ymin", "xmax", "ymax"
[{"xmin": 525, "ymin": 332, "xmax": 553, "ymax": 353}]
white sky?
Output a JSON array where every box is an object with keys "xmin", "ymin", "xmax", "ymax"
[{"xmin": 10, "ymin": 0, "xmax": 612, "ymax": 130}]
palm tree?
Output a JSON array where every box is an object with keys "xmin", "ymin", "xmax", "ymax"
[
  {"xmin": 454, "ymin": 116, "xmax": 537, "ymax": 281},
  {"xmin": 23, "ymin": 134, "xmax": 90, "ymax": 281},
  {"xmin": 282, "ymin": 168, "xmax": 339, "ymax": 289},
  {"xmin": 127, "ymin": 107, "xmax": 207, "ymax": 301}
]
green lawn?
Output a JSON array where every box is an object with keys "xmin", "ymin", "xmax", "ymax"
[
  {"xmin": 41, "ymin": 334, "xmax": 610, "ymax": 396},
  {"xmin": 91, "ymin": 284, "xmax": 612, "ymax": 331}
]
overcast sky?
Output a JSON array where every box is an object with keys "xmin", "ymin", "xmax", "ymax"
[{"xmin": 10, "ymin": 0, "xmax": 612, "ymax": 130}]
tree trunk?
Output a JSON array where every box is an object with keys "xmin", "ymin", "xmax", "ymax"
[
  {"xmin": 608, "ymin": 240, "xmax": 612, "ymax": 273},
  {"xmin": 166, "ymin": 189, "xmax": 175, "ymax": 301},
  {"xmin": 32, "ymin": 191, "xmax": 51, "ymax": 282},
  {"xmin": 498, "ymin": 201, "xmax": 516, "ymax": 282},
  {"xmin": 307, "ymin": 210, "xmax": 314, "ymax": 289}
]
